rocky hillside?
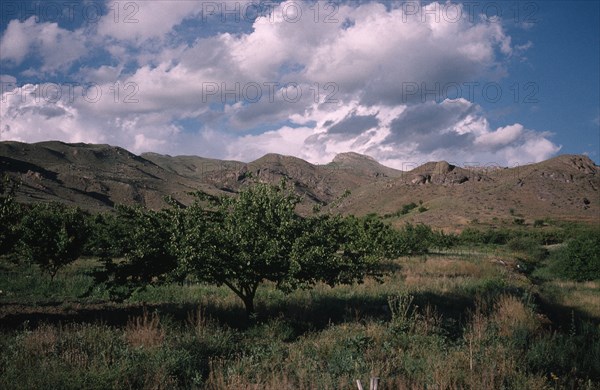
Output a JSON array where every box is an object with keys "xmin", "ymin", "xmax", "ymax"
[{"xmin": 1, "ymin": 141, "xmax": 598, "ymax": 229}]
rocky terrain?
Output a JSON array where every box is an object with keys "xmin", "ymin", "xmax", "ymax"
[{"xmin": 1, "ymin": 141, "xmax": 598, "ymax": 229}]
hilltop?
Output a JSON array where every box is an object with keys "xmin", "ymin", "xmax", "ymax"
[{"xmin": 1, "ymin": 141, "xmax": 598, "ymax": 229}]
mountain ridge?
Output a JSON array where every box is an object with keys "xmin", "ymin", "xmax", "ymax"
[{"xmin": 1, "ymin": 141, "xmax": 598, "ymax": 230}]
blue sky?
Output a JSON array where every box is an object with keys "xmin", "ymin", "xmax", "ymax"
[{"xmin": 1, "ymin": 0, "xmax": 598, "ymax": 168}]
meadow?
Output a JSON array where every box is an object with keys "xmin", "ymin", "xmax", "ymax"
[{"xmin": 1, "ymin": 236, "xmax": 599, "ymax": 389}]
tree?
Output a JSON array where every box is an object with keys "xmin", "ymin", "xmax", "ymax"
[
  {"xmin": 287, "ymin": 214, "xmax": 383, "ymax": 289},
  {"xmin": 394, "ymin": 223, "xmax": 434, "ymax": 255},
  {"xmin": 176, "ymin": 184, "xmax": 303, "ymax": 316},
  {"xmin": 175, "ymin": 184, "xmax": 384, "ymax": 317},
  {"xmin": 95, "ymin": 206, "xmax": 179, "ymax": 300},
  {"xmin": 19, "ymin": 203, "xmax": 89, "ymax": 280},
  {"xmin": 0, "ymin": 175, "xmax": 21, "ymax": 256}
]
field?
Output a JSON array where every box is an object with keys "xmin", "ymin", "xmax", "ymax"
[{"xmin": 1, "ymin": 239, "xmax": 599, "ymax": 389}]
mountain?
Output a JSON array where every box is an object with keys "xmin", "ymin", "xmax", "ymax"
[
  {"xmin": 333, "ymin": 155, "xmax": 599, "ymax": 230},
  {"xmin": 1, "ymin": 141, "xmax": 598, "ymax": 229}
]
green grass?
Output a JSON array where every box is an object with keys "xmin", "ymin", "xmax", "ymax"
[
  {"xmin": 0, "ymin": 257, "xmax": 107, "ymax": 304},
  {"xmin": 1, "ymin": 244, "xmax": 599, "ymax": 389}
]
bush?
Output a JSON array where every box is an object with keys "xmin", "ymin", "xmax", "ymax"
[
  {"xmin": 394, "ymin": 223, "xmax": 434, "ymax": 255},
  {"xmin": 550, "ymin": 231, "xmax": 600, "ymax": 281},
  {"xmin": 533, "ymin": 219, "xmax": 545, "ymax": 228},
  {"xmin": 459, "ymin": 228, "xmax": 510, "ymax": 245},
  {"xmin": 401, "ymin": 202, "xmax": 418, "ymax": 215},
  {"xmin": 507, "ymin": 236, "xmax": 549, "ymax": 265}
]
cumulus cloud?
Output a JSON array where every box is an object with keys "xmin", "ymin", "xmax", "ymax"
[
  {"xmin": 0, "ymin": 17, "xmax": 86, "ymax": 73},
  {"xmin": 97, "ymin": 1, "xmax": 205, "ymax": 42},
  {"xmin": 0, "ymin": 0, "xmax": 559, "ymax": 167}
]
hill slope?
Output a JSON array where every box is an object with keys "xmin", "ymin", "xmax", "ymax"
[{"xmin": 1, "ymin": 141, "xmax": 598, "ymax": 229}]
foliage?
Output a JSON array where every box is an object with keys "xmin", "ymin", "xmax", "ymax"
[
  {"xmin": 384, "ymin": 202, "xmax": 419, "ymax": 218},
  {"xmin": 18, "ymin": 203, "xmax": 89, "ymax": 280},
  {"xmin": 550, "ymin": 230, "xmax": 600, "ymax": 281},
  {"xmin": 0, "ymin": 175, "xmax": 21, "ymax": 256},
  {"xmin": 460, "ymin": 227, "xmax": 511, "ymax": 245},
  {"xmin": 2, "ymin": 222, "xmax": 600, "ymax": 388},
  {"xmin": 508, "ymin": 236, "xmax": 549, "ymax": 262},
  {"xmin": 533, "ymin": 219, "xmax": 545, "ymax": 228},
  {"xmin": 173, "ymin": 184, "xmax": 303, "ymax": 315},
  {"xmin": 288, "ymin": 214, "xmax": 385, "ymax": 289},
  {"xmin": 96, "ymin": 206, "xmax": 179, "ymax": 300},
  {"xmin": 174, "ymin": 184, "xmax": 387, "ymax": 316},
  {"xmin": 513, "ymin": 218, "xmax": 525, "ymax": 225},
  {"xmin": 84, "ymin": 212, "xmax": 129, "ymax": 259},
  {"xmin": 394, "ymin": 223, "xmax": 435, "ymax": 255}
]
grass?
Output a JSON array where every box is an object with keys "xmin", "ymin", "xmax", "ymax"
[
  {"xmin": 1, "ymin": 245, "xmax": 599, "ymax": 389},
  {"xmin": 0, "ymin": 257, "xmax": 107, "ymax": 304}
]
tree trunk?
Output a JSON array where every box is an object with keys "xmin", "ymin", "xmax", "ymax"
[{"xmin": 242, "ymin": 294, "xmax": 255, "ymax": 319}]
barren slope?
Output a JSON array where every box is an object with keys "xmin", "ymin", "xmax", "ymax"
[{"xmin": 1, "ymin": 141, "xmax": 597, "ymax": 229}]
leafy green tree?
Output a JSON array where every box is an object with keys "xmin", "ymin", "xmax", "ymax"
[
  {"xmin": 0, "ymin": 175, "xmax": 21, "ymax": 256},
  {"xmin": 287, "ymin": 214, "xmax": 383, "ymax": 290},
  {"xmin": 430, "ymin": 230, "xmax": 458, "ymax": 251},
  {"xmin": 175, "ymin": 184, "xmax": 385, "ymax": 317},
  {"xmin": 96, "ymin": 206, "xmax": 178, "ymax": 300},
  {"xmin": 175, "ymin": 184, "xmax": 303, "ymax": 316},
  {"xmin": 85, "ymin": 212, "xmax": 128, "ymax": 259},
  {"xmin": 394, "ymin": 223, "xmax": 434, "ymax": 255},
  {"xmin": 19, "ymin": 203, "xmax": 89, "ymax": 280}
]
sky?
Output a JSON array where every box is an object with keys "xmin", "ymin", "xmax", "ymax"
[{"xmin": 0, "ymin": 0, "xmax": 598, "ymax": 169}]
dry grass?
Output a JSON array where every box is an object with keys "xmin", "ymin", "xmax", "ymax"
[
  {"xmin": 124, "ymin": 308, "xmax": 165, "ymax": 349},
  {"xmin": 400, "ymin": 256, "xmax": 502, "ymax": 293},
  {"xmin": 547, "ymin": 280, "xmax": 600, "ymax": 318},
  {"xmin": 22, "ymin": 324, "xmax": 58, "ymax": 356},
  {"xmin": 493, "ymin": 295, "xmax": 539, "ymax": 337}
]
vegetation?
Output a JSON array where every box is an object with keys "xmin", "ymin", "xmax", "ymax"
[
  {"xmin": 0, "ymin": 175, "xmax": 21, "ymax": 256},
  {"xmin": 18, "ymin": 203, "xmax": 89, "ymax": 280},
  {"xmin": 549, "ymin": 229, "xmax": 600, "ymax": 281},
  {"xmin": 383, "ymin": 202, "xmax": 419, "ymax": 218},
  {"xmin": 0, "ymin": 182, "xmax": 599, "ymax": 388},
  {"xmin": 172, "ymin": 184, "xmax": 384, "ymax": 316},
  {"xmin": 92, "ymin": 206, "xmax": 179, "ymax": 301}
]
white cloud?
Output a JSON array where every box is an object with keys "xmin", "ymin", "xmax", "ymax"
[
  {"xmin": 475, "ymin": 124, "xmax": 524, "ymax": 147},
  {"xmin": 0, "ymin": 17, "xmax": 86, "ymax": 73},
  {"xmin": 0, "ymin": 1, "xmax": 561, "ymax": 167},
  {"xmin": 97, "ymin": 1, "xmax": 204, "ymax": 42},
  {"xmin": 0, "ymin": 18, "xmax": 34, "ymax": 65}
]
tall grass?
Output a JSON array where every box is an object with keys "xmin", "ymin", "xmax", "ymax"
[{"xmin": 1, "ymin": 251, "xmax": 599, "ymax": 388}]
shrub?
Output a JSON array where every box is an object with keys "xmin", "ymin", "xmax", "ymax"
[
  {"xmin": 513, "ymin": 218, "xmax": 525, "ymax": 226},
  {"xmin": 550, "ymin": 231, "xmax": 600, "ymax": 281},
  {"xmin": 533, "ymin": 219, "xmax": 545, "ymax": 228},
  {"xmin": 394, "ymin": 223, "xmax": 434, "ymax": 255},
  {"xmin": 508, "ymin": 236, "xmax": 549, "ymax": 264},
  {"xmin": 401, "ymin": 202, "xmax": 418, "ymax": 215},
  {"xmin": 459, "ymin": 228, "xmax": 510, "ymax": 245}
]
